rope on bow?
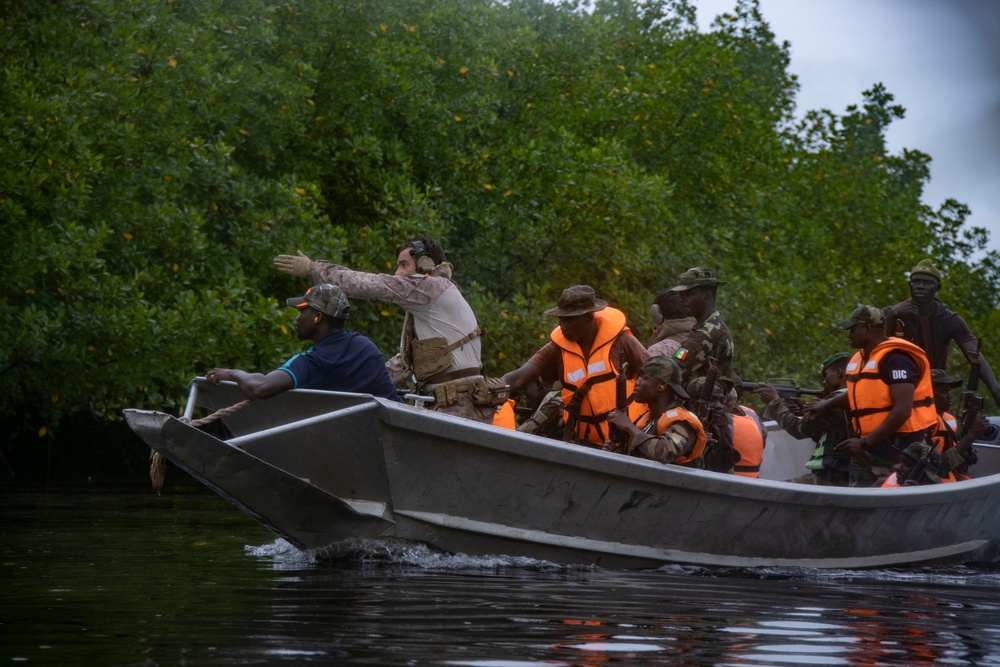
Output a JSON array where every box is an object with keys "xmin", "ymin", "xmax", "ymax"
[{"xmin": 150, "ymin": 399, "xmax": 253, "ymax": 494}]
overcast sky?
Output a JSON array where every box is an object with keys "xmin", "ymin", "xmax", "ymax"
[{"xmin": 694, "ymin": 0, "xmax": 1000, "ymax": 255}]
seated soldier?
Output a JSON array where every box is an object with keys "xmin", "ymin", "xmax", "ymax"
[
  {"xmin": 602, "ymin": 356, "xmax": 706, "ymax": 467},
  {"xmin": 686, "ymin": 375, "xmax": 737, "ymax": 474},
  {"xmin": 880, "ymin": 442, "xmax": 942, "ymax": 487}
]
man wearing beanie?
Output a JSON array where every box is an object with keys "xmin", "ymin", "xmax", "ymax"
[{"xmin": 884, "ymin": 259, "xmax": 1000, "ymax": 407}]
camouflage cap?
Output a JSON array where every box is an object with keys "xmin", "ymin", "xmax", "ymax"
[
  {"xmin": 835, "ymin": 304, "xmax": 885, "ymax": 330},
  {"xmin": 909, "ymin": 259, "xmax": 942, "ymax": 283},
  {"xmin": 669, "ymin": 267, "xmax": 728, "ymax": 292},
  {"xmin": 286, "ymin": 283, "xmax": 351, "ymax": 318},
  {"xmin": 640, "ymin": 355, "xmax": 689, "ymax": 398},
  {"xmin": 544, "ymin": 285, "xmax": 608, "ymax": 317},
  {"xmin": 930, "ymin": 368, "xmax": 963, "ymax": 387}
]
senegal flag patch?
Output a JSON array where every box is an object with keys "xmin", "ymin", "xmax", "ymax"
[{"xmin": 673, "ymin": 348, "xmax": 689, "ymax": 361}]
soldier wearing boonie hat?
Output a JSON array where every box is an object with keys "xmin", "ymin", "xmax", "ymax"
[
  {"xmin": 603, "ymin": 355, "xmax": 708, "ymax": 468},
  {"xmin": 204, "ymin": 283, "xmax": 400, "ymax": 403},
  {"xmin": 503, "ymin": 284, "xmax": 648, "ymax": 447}
]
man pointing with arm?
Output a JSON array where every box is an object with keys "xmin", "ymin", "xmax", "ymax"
[{"xmin": 274, "ymin": 236, "xmax": 493, "ymax": 423}]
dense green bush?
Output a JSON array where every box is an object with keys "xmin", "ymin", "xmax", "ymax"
[{"xmin": 2, "ymin": 0, "xmax": 997, "ymax": 468}]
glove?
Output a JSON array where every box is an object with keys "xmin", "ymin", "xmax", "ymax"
[{"xmin": 273, "ymin": 250, "xmax": 314, "ymax": 278}]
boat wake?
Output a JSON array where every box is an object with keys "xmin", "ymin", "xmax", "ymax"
[
  {"xmin": 704, "ymin": 562, "xmax": 1000, "ymax": 586},
  {"xmin": 245, "ymin": 537, "xmax": 593, "ymax": 572}
]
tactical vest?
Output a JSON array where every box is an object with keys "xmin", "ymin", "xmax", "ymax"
[
  {"xmin": 845, "ymin": 338, "xmax": 937, "ymax": 438},
  {"xmin": 551, "ymin": 307, "xmax": 638, "ymax": 446},
  {"xmin": 635, "ymin": 406, "xmax": 707, "ymax": 466}
]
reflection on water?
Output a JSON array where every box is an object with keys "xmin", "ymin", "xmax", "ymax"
[{"xmin": 4, "ymin": 487, "xmax": 1000, "ymax": 666}]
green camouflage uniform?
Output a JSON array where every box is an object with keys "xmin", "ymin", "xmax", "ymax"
[
  {"xmin": 672, "ymin": 311, "xmax": 734, "ymax": 388},
  {"xmin": 517, "ymin": 388, "xmax": 564, "ymax": 440}
]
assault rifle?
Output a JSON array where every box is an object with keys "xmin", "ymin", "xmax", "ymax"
[
  {"xmin": 691, "ymin": 353, "xmax": 738, "ymax": 473},
  {"xmin": 692, "ymin": 355, "xmax": 720, "ymax": 426},
  {"xmin": 957, "ymin": 339, "xmax": 986, "ymax": 440},
  {"xmin": 899, "ymin": 448, "xmax": 932, "ymax": 487},
  {"xmin": 741, "ymin": 378, "xmax": 824, "ymax": 399},
  {"xmin": 940, "ymin": 339, "xmax": 989, "ymax": 476},
  {"xmin": 609, "ymin": 348, "xmax": 630, "ymax": 451}
]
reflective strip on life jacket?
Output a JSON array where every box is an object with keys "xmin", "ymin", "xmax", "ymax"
[
  {"xmin": 845, "ymin": 337, "xmax": 938, "ymax": 438},
  {"xmin": 553, "ymin": 307, "xmax": 638, "ymax": 445}
]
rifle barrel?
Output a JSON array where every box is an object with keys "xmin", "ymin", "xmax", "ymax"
[{"xmin": 742, "ymin": 382, "xmax": 824, "ymax": 397}]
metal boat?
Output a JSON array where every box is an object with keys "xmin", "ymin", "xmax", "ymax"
[{"xmin": 124, "ymin": 378, "xmax": 1000, "ymax": 569}]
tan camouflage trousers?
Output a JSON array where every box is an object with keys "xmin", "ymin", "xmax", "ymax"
[{"xmin": 430, "ymin": 393, "xmax": 496, "ymax": 424}]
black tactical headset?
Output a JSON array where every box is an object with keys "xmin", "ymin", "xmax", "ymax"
[{"xmin": 408, "ymin": 239, "xmax": 437, "ymax": 274}]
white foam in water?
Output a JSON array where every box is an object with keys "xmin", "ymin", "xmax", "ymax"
[
  {"xmin": 445, "ymin": 661, "xmax": 569, "ymax": 667},
  {"xmin": 246, "ymin": 536, "xmax": 591, "ymax": 572},
  {"xmin": 245, "ymin": 538, "xmax": 317, "ymax": 569},
  {"xmin": 321, "ymin": 537, "xmax": 575, "ymax": 571}
]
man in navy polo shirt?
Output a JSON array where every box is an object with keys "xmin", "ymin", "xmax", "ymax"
[{"xmin": 205, "ymin": 283, "xmax": 401, "ymax": 402}]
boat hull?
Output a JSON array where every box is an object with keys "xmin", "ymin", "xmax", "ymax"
[{"xmin": 124, "ymin": 379, "xmax": 1000, "ymax": 568}]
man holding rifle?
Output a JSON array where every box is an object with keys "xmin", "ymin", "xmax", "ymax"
[
  {"xmin": 754, "ymin": 353, "xmax": 853, "ymax": 485},
  {"xmin": 884, "ymin": 259, "xmax": 1000, "ymax": 406},
  {"xmin": 603, "ymin": 356, "xmax": 706, "ymax": 467}
]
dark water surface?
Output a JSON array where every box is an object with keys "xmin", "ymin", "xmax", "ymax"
[{"xmin": 5, "ymin": 486, "xmax": 1000, "ymax": 666}]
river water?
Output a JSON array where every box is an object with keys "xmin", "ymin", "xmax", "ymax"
[{"xmin": 5, "ymin": 485, "xmax": 1000, "ymax": 666}]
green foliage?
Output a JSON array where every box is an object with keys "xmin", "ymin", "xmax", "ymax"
[{"xmin": 2, "ymin": 0, "xmax": 998, "ymax": 461}]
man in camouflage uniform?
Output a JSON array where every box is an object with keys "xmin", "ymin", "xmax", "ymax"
[
  {"xmin": 603, "ymin": 356, "xmax": 705, "ymax": 467},
  {"xmin": 516, "ymin": 381, "xmax": 564, "ymax": 439},
  {"xmin": 755, "ymin": 352, "xmax": 853, "ymax": 485},
  {"xmin": 668, "ymin": 267, "xmax": 734, "ymax": 388}
]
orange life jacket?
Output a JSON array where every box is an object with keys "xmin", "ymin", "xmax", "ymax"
[
  {"xmin": 634, "ymin": 405, "xmax": 707, "ymax": 466},
  {"xmin": 732, "ymin": 406, "xmax": 765, "ymax": 478},
  {"xmin": 845, "ymin": 338, "xmax": 937, "ymax": 438},
  {"xmin": 552, "ymin": 307, "xmax": 639, "ymax": 445},
  {"xmin": 492, "ymin": 399, "xmax": 516, "ymax": 430},
  {"xmin": 881, "ymin": 472, "xmax": 901, "ymax": 488}
]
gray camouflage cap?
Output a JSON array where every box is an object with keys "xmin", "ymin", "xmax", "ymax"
[
  {"xmin": 835, "ymin": 304, "xmax": 885, "ymax": 329},
  {"xmin": 668, "ymin": 267, "xmax": 728, "ymax": 292},
  {"xmin": 286, "ymin": 283, "xmax": 351, "ymax": 318}
]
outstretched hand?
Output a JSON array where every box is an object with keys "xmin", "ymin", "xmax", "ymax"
[{"xmin": 273, "ymin": 250, "xmax": 314, "ymax": 278}]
